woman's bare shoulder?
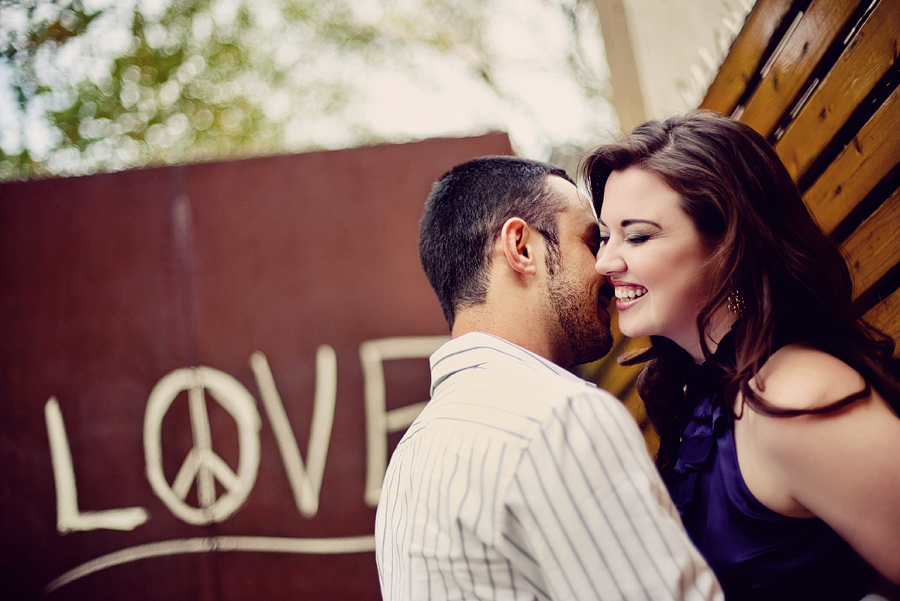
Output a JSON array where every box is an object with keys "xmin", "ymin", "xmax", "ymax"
[
  {"xmin": 749, "ymin": 343, "xmax": 866, "ymax": 412},
  {"xmin": 738, "ymin": 346, "xmax": 900, "ymax": 582}
]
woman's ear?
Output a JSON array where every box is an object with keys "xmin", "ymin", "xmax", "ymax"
[{"xmin": 500, "ymin": 217, "xmax": 538, "ymax": 275}]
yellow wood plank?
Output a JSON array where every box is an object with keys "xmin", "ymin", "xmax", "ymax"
[
  {"xmin": 804, "ymin": 84, "xmax": 900, "ymax": 233},
  {"xmin": 864, "ymin": 286, "xmax": 900, "ymax": 348},
  {"xmin": 776, "ymin": 0, "xmax": 900, "ymax": 181},
  {"xmin": 840, "ymin": 186, "xmax": 900, "ymax": 299},
  {"xmin": 701, "ymin": 0, "xmax": 796, "ymax": 115},
  {"xmin": 740, "ymin": 0, "xmax": 862, "ymax": 138}
]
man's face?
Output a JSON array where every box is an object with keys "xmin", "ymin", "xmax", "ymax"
[{"xmin": 544, "ymin": 176, "xmax": 614, "ymax": 366}]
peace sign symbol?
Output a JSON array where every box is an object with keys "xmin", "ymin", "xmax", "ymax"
[{"xmin": 144, "ymin": 366, "xmax": 261, "ymax": 525}]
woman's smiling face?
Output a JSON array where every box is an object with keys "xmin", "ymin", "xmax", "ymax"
[{"xmin": 594, "ymin": 166, "xmax": 717, "ymax": 360}]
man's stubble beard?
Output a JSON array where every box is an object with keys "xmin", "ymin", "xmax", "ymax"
[{"xmin": 547, "ymin": 271, "xmax": 613, "ymax": 366}]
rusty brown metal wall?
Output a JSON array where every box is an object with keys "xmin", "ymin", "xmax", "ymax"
[{"xmin": 0, "ymin": 133, "xmax": 514, "ymax": 600}]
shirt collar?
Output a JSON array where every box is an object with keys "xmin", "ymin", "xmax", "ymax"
[{"xmin": 429, "ymin": 331, "xmax": 594, "ymax": 395}]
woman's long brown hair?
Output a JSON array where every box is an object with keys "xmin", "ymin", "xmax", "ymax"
[{"xmin": 581, "ymin": 110, "xmax": 900, "ymax": 473}]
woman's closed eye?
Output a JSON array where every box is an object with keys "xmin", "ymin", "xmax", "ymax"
[
  {"xmin": 625, "ymin": 232, "xmax": 652, "ymax": 244},
  {"xmin": 597, "ymin": 231, "xmax": 654, "ymax": 248}
]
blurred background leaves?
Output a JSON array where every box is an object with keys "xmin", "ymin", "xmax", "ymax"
[{"xmin": 0, "ymin": 0, "xmax": 614, "ymax": 181}]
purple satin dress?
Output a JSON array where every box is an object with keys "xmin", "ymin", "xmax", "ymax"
[{"xmin": 665, "ymin": 338, "xmax": 877, "ymax": 601}]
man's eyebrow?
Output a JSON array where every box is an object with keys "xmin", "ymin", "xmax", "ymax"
[{"xmin": 598, "ymin": 217, "xmax": 662, "ymax": 228}]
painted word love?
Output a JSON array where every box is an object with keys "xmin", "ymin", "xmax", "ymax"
[{"xmin": 44, "ymin": 335, "xmax": 448, "ymax": 533}]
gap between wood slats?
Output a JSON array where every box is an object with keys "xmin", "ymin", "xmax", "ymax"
[
  {"xmin": 864, "ymin": 286, "xmax": 900, "ymax": 349},
  {"xmin": 775, "ymin": 0, "xmax": 899, "ymax": 184},
  {"xmin": 841, "ymin": 186, "xmax": 900, "ymax": 307},
  {"xmin": 739, "ymin": 0, "xmax": 867, "ymax": 140},
  {"xmin": 700, "ymin": 0, "xmax": 800, "ymax": 115},
  {"xmin": 803, "ymin": 81, "xmax": 900, "ymax": 234}
]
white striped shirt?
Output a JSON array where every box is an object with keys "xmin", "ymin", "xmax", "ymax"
[{"xmin": 375, "ymin": 332, "xmax": 723, "ymax": 601}]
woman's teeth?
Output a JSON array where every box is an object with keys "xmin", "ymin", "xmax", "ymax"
[{"xmin": 615, "ymin": 287, "xmax": 646, "ymax": 300}]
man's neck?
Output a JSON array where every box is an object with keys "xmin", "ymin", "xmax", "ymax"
[{"xmin": 451, "ymin": 309, "xmax": 565, "ymax": 368}]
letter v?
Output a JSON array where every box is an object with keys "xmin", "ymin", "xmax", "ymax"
[{"xmin": 250, "ymin": 347, "xmax": 336, "ymax": 518}]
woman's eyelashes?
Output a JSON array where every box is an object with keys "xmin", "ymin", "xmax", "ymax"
[
  {"xmin": 596, "ymin": 230, "xmax": 654, "ymax": 247},
  {"xmin": 625, "ymin": 232, "xmax": 652, "ymax": 244}
]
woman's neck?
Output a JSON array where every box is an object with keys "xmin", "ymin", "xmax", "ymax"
[{"xmin": 685, "ymin": 305, "xmax": 738, "ymax": 364}]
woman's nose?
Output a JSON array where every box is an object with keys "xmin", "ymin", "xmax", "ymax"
[{"xmin": 594, "ymin": 244, "xmax": 625, "ymax": 275}]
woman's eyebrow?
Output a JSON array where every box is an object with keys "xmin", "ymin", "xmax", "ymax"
[
  {"xmin": 598, "ymin": 217, "xmax": 662, "ymax": 228},
  {"xmin": 621, "ymin": 218, "xmax": 661, "ymax": 228}
]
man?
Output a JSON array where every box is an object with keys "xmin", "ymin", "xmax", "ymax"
[{"xmin": 375, "ymin": 156, "xmax": 722, "ymax": 600}]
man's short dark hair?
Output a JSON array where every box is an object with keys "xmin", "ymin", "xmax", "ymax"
[{"xmin": 419, "ymin": 155, "xmax": 573, "ymax": 329}]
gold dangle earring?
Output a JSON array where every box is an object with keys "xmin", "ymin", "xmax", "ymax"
[{"xmin": 727, "ymin": 287, "xmax": 745, "ymax": 319}]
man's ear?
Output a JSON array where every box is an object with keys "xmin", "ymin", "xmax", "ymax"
[{"xmin": 500, "ymin": 217, "xmax": 538, "ymax": 275}]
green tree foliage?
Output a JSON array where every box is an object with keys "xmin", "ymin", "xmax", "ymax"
[{"xmin": 0, "ymin": 0, "xmax": 609, "ymax": 181}]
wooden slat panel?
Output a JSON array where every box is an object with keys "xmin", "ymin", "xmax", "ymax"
[
  {"xmin": 804, "ymin": 84, "xmax": 900, "ymax": 233},
  {"xmin": 840, "ymin": 186, "xmax": 900, "ymax": 299},
  {"xmin": 864, "ymin": 287, "xmax": 900, "ymax": 346},
  {"xmin": 701, "ymin": 0, "xmax": 796, "ymax": 115},
  {"xmin": 740, "ymin": 0, "xmax": 862, "ymax": 138},
  {"xmin": 776, "ymin": 0, "xmax": 900, "ymax": 181}
]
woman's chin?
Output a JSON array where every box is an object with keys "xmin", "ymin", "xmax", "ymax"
[{"xmin": 617, "ymin": 324, "xmax": 648, "ymax": 340}]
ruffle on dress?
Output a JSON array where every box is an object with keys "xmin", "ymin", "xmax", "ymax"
[
  {"xmin": 668, "ymin": 386, "xmax": 728, "ymax": 516},
  {"xmin": 664, "ymin": 329, "xmax": 738, "ymax": 516}
]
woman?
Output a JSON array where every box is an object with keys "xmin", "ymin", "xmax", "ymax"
[{"xmin": 582, "ymin": 110, "xmax": 900, "ymax": 600}]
